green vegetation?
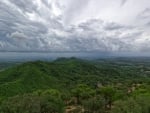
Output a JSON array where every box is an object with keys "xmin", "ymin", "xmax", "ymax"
[{"xmin": 0, "ymin": 57, "xmax": 149, "ymax": 113}]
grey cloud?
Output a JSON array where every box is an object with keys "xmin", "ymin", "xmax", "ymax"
[
  {"xmin": 9, "ymin": 31, "xmax": 28, "ymax": 39},
  {"xmin": 0, "ymin": 0, "xmax": 149, "ymax": 53},
  {"xmin": 0, "ymin": 0, "xmax": 60, "ymax": 51},
  {"xmin": 146, "ymin": 22, "xmax": 150, "ymax": 26},
  {"xmin": 9, "ymin": 0, "xmax": 38, "ymax": 13},
  {"xmin": 137, "ymin": 8, "xmax": 150, "ymax": 27},
  {"xmin": 42, "ymin": 0, "xmax": 52, "ymax": 9},
  {"xmin": 104, "ymin": 23, "xmax": 125, "ymax": 30},
  {"xmin": 120, "ymin": 0, "xmax": 128, "ymax": 6},
  {"xmin": 78, "ymin": 19, "xmax": 126, "ymax": 31},
  {"xmin": 139, "ymin": 8, "xmax": 150, "ymax": 19},
  {"xmin": 63, "ymin": 0, "xmax": 91, "ymax": 24},
  {"xmin": 64, "ymin": 19, "xmax": 143, "ymax": 52}
]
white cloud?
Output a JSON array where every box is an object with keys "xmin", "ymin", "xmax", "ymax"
[
  {"xmin": 0, "ymin": 0, "xmax": 150, "ymax": 53},
  {"xmin": 9, "ymin": 31, "xmax": 28, "ymax": 39}
]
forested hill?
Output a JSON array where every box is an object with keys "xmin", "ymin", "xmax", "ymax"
[
  {"xmin": 0, "ymin": 58, "xmax": 149, "ymax": 113},
  {"xmin": 0, "ymin": 58, "xmax": 149, "ymax": 98}
]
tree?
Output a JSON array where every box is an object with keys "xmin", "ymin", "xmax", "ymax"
[
  {"xmin": 135, "ymin": 95, "xmax": 150, "ymax": 113},
  {"xmin": 112, "ymin": 95, "xmax": 150, "ymax": 113},
  {"xmin": 112, "ymin": 98, "xmax": 141, "ymax": 113},
  {"xmin": 97, "ymin": 86, "xmax": 116, "ymax": 110},
  {"xmin": 71, "ymin": 84, "xmax": 95, "ymax": 104},
  {"xmin": 42, "ymin": 89, "xmax": 62, "ymax": 98},
  {"xmin": 83, "ymin": 96, "xmax": 105, "ymax": 113},
  {"xmin": 0, "ymin": 94, "xmax": 65, "ymax": 113}
]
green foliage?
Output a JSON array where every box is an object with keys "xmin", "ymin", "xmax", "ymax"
[
  {"xmin": 38, "ymin": 89, "xmax": 62, "ymax": 98},
  {"xmin": 97, "ymin": 86, "xmax": 116, "ymax": 109},
  {"xmin": 0, "ymin": 58, "xmax": 150, "ymax": 113},
  {"xmin": 83, "ymin": 96, "xmax": 105, "ymax": 113},
  {"xmin": 135, "ymin": 95, "xmax": 150, "ymax": 113},
  {"xmin": 71, "ymin": 84, "xmax": 95, "ymax": 104},
  {"xmin": 132, "ymin": 84, "xmax": 150, "ymax": 97},
  {"xmin": 0, "ymin": 94, "xmax": 65, "ymax": 113},
  {"xmin": 112, "ymin": 96, "xmax": 150, "ymax": 113},
  {"xmin": 112, "ymin": 98, "xmax": 141, "ymax": 113}
]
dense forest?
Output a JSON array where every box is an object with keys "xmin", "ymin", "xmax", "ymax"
[{"xmin": 0, "ymin": 57, "xmax": 150, "ymax": 113}]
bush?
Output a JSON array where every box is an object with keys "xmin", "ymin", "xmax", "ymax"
[
  {"xmin": 0, "ymin": 94, "xmax": 65, "ymax": 113},
  {"xmin": 111, "ymin": 96, "xmax": 150, "ymax": 113},
  {"xmin": 83, "ymin": 96, "xmax": 105, "ymax": 113}
]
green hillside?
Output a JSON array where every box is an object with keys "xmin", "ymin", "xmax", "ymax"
[
  {"xmin": 0, "ymin": 58, "xmax": 149, "ymax": 113},
  {"xmin": 0, "ymin": 58, "xmax": 149, "ymax": 97},
  {"xmin": 0, "ymin": 58, "xmax": 101, "ymax": 97}
]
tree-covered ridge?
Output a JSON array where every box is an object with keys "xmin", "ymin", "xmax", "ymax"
[{"xmin": 0, "ymin": 58, "xmax": 149, "ymax": 113}]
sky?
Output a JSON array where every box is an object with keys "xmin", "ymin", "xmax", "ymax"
[{"xmin": 0, "ymin": 0, "xmax": 150, "ymax": 54}]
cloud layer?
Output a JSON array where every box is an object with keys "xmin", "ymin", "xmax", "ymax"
[{"xmin": 0, "ymin": 0, "xmax": 150, "ymax": 53}]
